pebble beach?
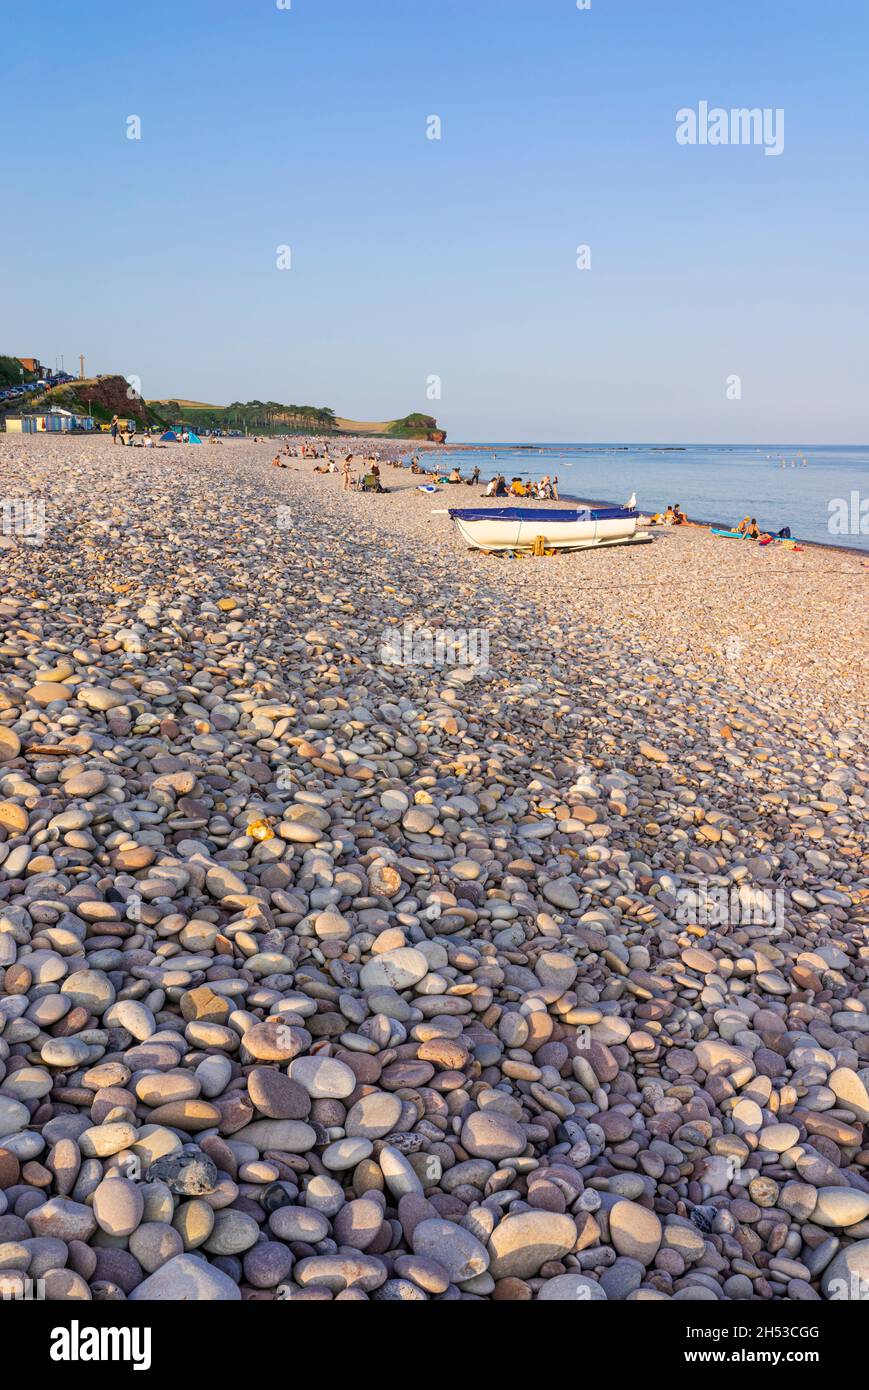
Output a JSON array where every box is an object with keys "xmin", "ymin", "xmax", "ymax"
[{"xmin": 0, "ymin": 433, "xmax": 867, "ymax": 1303}]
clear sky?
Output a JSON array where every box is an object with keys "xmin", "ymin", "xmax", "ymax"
[{"xmin": 3, "ymin": 0, "xmax": 867, "ymax": 442}]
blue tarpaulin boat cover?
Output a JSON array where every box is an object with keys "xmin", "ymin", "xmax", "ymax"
[{"xmin": 448, "ymin": 506, "xmax": 634, "ymax": 522}]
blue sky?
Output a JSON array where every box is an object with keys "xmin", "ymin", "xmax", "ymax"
[{"xmin": 3, "ymin": 0, "xmax": 867, "ymax": 442}]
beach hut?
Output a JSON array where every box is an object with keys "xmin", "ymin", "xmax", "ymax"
[{"xmin": 160, "ymin": 429, "xmax": 178, "ymax": 442}]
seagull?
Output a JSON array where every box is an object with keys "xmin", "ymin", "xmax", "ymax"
[{"xmin": 625, "ymin": 491, "xmax": 637, "ymax": 509}]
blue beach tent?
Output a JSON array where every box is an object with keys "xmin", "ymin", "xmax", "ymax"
[{"xmin": 160, "ymin": 429, "xmax": 178, "ymax": 442}]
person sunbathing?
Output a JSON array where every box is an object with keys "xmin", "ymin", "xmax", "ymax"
[{"xmin": 736, "ymin": 516, "xmax": 752, "ymax": 534}]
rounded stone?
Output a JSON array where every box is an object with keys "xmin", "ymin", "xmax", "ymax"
[
  {"xmin": 0, "ymin": 727, "xmax": 21, "ymax": 763},
  {"xmin": 241, "ymin": 1021, "xmax": 306, "ymax": 1062},
  {"xmin": 247, "ymin": 1067, "xmax": 311, "ymax": 1120},
  {"xmin": 758, "ymin": 1123, "xmax": 800, "ymax": 1153},
  {"xmin": 812, "ymin": 1188, "xmax": 869, "ymax": 1229},
  {"xmin": 27, "ymin": 1198, "xmax": 97, "ymax": 1243},
  {"xmin": 288, "ymin": 1056, "xmax": 357, "ymax": 1099},
  {"xmin": 128, "ymin": 1253, "xmax": 241, "ymax": 1301},
  {"xmin": 92, "ymin": 1176, "xmax": 144, "ymax": 1238},
  {"xmin": 359, "ymin": 948, "xmax": 429, "ymax": 992},
  {"xmin": 61, "ymin": 969, "xmax": 116, "ymax": 1016},
  {"xmin": 460, "ymin": 1111, "xmax": 526, "ymax": 1161},
  {"xmin": 333, "ymin": 1198, "xmax": 384, "ymax": 1251},
  {"xmin": 79, "ymin": 1123, "xmax": 138, "ymax": 1158},
  {"xmin": 172, "ymin": 1199, "xmax": 215, "ymax": 1250},
  {"xmin": 488, "ymin": 1212, "xmax": 577, "ymax": 1278},
  {"xmin": 821, "ymin": 1240, "xmax": 869, "ymax": 1300},
  {"xmin": 129, "ymin": 1221, "xmax": 184, "ymax": 1273},
  {"xmin": 537, "ymin": 1273, "xmax": 607, "ymax": 1301},
  {"xmin": 609, "ymin": 1201, "xmax": 663, "ymax": 1265},
  {"xmin": 411, "ymin": 1218, "xmax": 490, "ymax": 1283},
  {"xmin": 344, "ymin": 1091, "xmax": 403, "ymax": 1139},
  {"xmin": 243, "ymin": 1241, "xmax": 293, "ymax": 1289},
  {"xmin": 268, "ymin": 1205, "xmax": 330, "ymax": 1244},
  {"xmin": 203, "ymin": 1209, "xmax": 260, "ymax": 1256}
]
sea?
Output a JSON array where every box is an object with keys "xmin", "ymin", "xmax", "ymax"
[{"xmin": 402, "ymin": 443, "xmax": 869, "ymax": 552}]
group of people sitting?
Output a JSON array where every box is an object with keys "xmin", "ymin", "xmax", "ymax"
[
  {"xmin": 649, "ymin": 505, "xmax": 792, "ymax": 545},
  {"xmin": 650, "ymin": 502, "xmax": 692, "ymax": 526},
  {"xmin": 734, "ymin": 515, "xmax": 768, "ymax": 540},
  {"xmin": 411, "ymin": 461, "xmax": 483, "ymax": 487},
  {"xmin": 411, "ymin": 461, "xmax": 561, "ymax": 500},
  {"xmin": 482, "ymin": 474, "xmax": 560, "ymax": 499},
  {"xmin": 272, "ymin": 447, "xmax": 389, "ymax": 493}
]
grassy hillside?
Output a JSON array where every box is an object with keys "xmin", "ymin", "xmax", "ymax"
[
  {"xmin": 148, "ymin": 400, "xmax": 335, "ymax": 434},
  {"xmin": 148, "ymin": 399, "xmax": 445, "ymax": 440}
]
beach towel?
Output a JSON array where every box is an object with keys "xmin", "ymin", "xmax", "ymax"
[{"xmin": 417, "ymin": 483, "xmax": 439, "ymax": 493}]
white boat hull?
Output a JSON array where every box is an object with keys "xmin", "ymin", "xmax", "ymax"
[{"xmin": 449, "ymin": 506, "xmax": 648, "ymax": 552}]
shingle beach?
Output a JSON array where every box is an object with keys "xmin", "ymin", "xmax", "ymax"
[{"xmin": 0, "ymin": 434, "xmax": 867, "ymax": 1302}]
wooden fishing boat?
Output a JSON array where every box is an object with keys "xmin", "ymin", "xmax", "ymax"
[{"xmin": 447, "ymin": 505, "xmax": 650, "ymax": 552}]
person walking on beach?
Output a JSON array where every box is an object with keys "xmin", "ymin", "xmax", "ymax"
[
  {"xmin": 551, "ymin": 475, "xmax": 559, "ymax": 500},
  {"xmin": 342, "ymin": 456, "xmax": 353, "ymax": 490},
  {"xmin": 110, "ymin": 415, "xmax": 120, "ymax": 445}
]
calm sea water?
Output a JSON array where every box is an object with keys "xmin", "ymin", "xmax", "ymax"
[{"xmin": 406, "ymin": 443, "xmax": 869, "ymax": 552}]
